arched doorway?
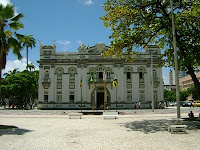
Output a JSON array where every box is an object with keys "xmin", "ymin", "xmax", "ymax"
[{"xmin": 90, "ymin": 87, "xmax": 111, "ymax": 110}]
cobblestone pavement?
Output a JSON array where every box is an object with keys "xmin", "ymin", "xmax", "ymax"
[
  {"xmin": 0, "ymin": 107, "xmax": 200, "ymax": 150},
  {"xmin": 0, "ymin": 106, "xmax": 200, "ymax": 116}
]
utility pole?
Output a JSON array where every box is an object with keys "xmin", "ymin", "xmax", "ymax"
[
  {"xmin": 151, "ymin": 50, "xmax": 154, "ymax": 112},
  {"xmin": 170, "ymin": 0, "xmax": 181, "ymax": 118}
]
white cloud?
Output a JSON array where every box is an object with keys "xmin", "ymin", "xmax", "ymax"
[
  {"xmin": 76, "ymin": 40, "xmax": 83, "ymax": 45},
  {"xmin": 57, "ymin": 40, "xmax": 71, "ymax": 46},
  {"xmin": 84, "ymin": 0, "xmax": 93, "ymax": 5},
  {"xmin": 0, "ymin": 0, "xmax": 12, "ymax": 6},
  {"xmin": 0, "ymin": 0, "xmax": 18, "ymax": 15},
  {"xmin": 2, "ymin": 58, "xmax": 39, "ymax": 75},
  {"xmin": 57, "ymin": 40, "xmax": 72, "ymax": 51}
]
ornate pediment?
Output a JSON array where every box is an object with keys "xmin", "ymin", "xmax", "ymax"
[
  {"xmin": 88, "ymin": 43, "xmax": 108, "ymax": 54},
  {"xmin": 42, "ymin": 45, "xmax": 53, "ymax": 49}
]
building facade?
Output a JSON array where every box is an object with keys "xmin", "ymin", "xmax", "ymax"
[
  {"xmin": 169, "ymin": 70, "xmax": 187, "ymax": 85},
  {"xmin": 37, "ymin": 43, "xmax": 163, "ymax": 109},
  {"xmin": 168, "ymin": 69, "xmax": 187, "ymax": 85},
  {"xmin": 179, "ymin": 72, "xmax": 200, "ymax": 101},
  {"xmin": 179, "ymin": 72, "xmax": 200, "ymax": 91}
]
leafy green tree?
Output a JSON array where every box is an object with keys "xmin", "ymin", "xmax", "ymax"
[
  {"xmin": 164, "ymin": 89, "xmax": 176, "ymax": 102},
  {"xmin": 0, "ymin": 4, "xmax": 24, "ymax": 98},
  {"xmin": 3, "ymin": 68, "xmax": 19, "ymax": 78},
  {"xmin": 21, "ymin": 35, "xmax": 36, "ymax": 68},
  {"xmin": 187, "ymin": 85, "xmax": 199, "ymax": 100},
  {"xmin": 101, "ymin": 0, "xmax": 200, "ymax": 98},
  {"xmin": 26, "ymin": 63, "xmax": 36, "ymax": 71},
  {"xmin": 180, "ymin": 90, "xmax": 189, "ymax": 101},
  {"xmin": 1, "ymin": 69, "xmax": 39, "ymax": 108}
]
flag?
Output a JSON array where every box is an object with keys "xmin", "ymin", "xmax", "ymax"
[
  {"xmin": 112, "ymin": 76, "xmax": 118, "ymax": 87},
  {"xmin": 88, "ymin": 72, "xmax": 94, "ymax": 84},
  {"xmin": 103, "ymin": 71, "xmax": 106, "ymax": 81},
  {"xmin": 80, "ymin": 78, "xmax": 82, "ymax": 87}
]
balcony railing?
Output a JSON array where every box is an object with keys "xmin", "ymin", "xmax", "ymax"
[
  {"xmin": 94, "ymin": 78, "xmax": 112, "ymax": 83},
  {"xmin": 153, "ymin": 78, "xmax": 160, "ymax": 83},
  {"xmin": 42, "ymin": 78, "xmax": 51, "ymax": 84}
]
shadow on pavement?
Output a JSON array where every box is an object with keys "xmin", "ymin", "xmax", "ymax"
[
  {"xmin": 121, "ymin": 119, "xmax": 168, "ymax": 134},
  {"xmin": 0, "ymin": 127, "xmax": 33, "ymax": 136},
  {"xmin": 121, "ymin": 119, "xmax": 200, "ymax": 134}
]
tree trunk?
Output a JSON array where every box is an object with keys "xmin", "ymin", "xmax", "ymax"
[
  {"xmin": 0, "ymin": 67, "xmax": 2, "ymax": 100},
  {"xmin": 172, "ymin": 31, "xmax": 200, "ymax": 99},
  {"xmin": 26, "ymin": 46, "xmax": 28, "ymax": 70},
  {"xmin": 186, "ymin": 65, "xmax": 200, "ymax": 99}
]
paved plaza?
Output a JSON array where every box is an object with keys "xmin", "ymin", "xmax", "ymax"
[{"xmin": 0, "ymin": 107, "xmax": 200, "ymax": 150}]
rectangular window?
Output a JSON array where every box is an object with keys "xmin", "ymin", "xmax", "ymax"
[
  {"xmin": 154, "ymin": 91, "xmax": 158, "ymax": 101},
  {"xmin": 45, "ymin": 71, "xmax": 49, "ymax": 78},
  {"xmin": 126, "ymin": 84, "xmax": 132, "ymax": 89},
  {"xmin": 127, "ymin": 72, "xmax": 131, "ymax": 79},
  {"xmin": 57, "ymin": 73, "xmax": 62, "ymax": 78},
  {"xmin": 56, "ymin": 91, "xmax": 62, "ymax": 103},
  {"xmin": 153, "ymin": 71, "xmax": 157, "ymax": 78},
  {"xmin": 139, "ymin": 84, "xmax": 145, "ymax": 88},
  {"xmin": 44, "ymin": 84, "xmax": 49, "ymax": 89},
  {"xmin": 44, "ymin": 91, "xmax": 48, "ymax": 103},
  {"xmin": 127, "ymin": 90, "xmax": 132, "ymax": 102},
  {"xmin": 99, "ymin": 72, "xmax": 103, "ymax": 79},
  {"xmin": 69, "ymin": 79, "xmax": 75, "ymax": 83},
  {"xmin": 57, "ymin": 79, "xmax": 62, "ymax": 89},
  {"xmin": 69, "ymin": 84, "xmax": 75, "ymax": 89},
  {"xmin": 70, "ymin": 74, "xmax": 75, "ymax": 78},
  {"xmin": 107, "ymin": 72, "xmax": 111, "ymax": 78},
  {"xmin": 139, "ymin": 72, "xmax": 143, "ymax": 79},
  {"xmin": 139, "ymin": 91, "xmax": 145, "ymax": 102},
  {"xmin": 70, "ymin": 95, "xmax": 75, "ymax": 103}
]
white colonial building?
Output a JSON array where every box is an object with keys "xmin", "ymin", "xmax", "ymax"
[{"xmin": 37, "ymin": 42, "xmax": 163, "ymax": 109}]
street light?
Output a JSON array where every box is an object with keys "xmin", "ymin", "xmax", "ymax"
[
  {"xmin": 170, "ymin": 0, "xmax": 181, "ymax": 118},
  {"xmin": 151, "ymin": 50, "xmax": 154, "ymax": 112}
]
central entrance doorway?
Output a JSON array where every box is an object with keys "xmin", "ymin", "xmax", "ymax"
[
  {"xmin": 97, "ymin": 92, "xmax": 104, "ymax": 109},
  {"xmin": 91, "ymin": 87, "xmax": 111, "ymax": 110}
]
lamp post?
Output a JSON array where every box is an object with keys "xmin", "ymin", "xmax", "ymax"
[
  {"xmin": 170, "ymin": 0, "xmax": 181, "ymax": 118},
  {"xmin": 151, "ymin": 50, "xmax": 154, "ymax": 112}
]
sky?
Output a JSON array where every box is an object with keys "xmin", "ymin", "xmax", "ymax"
[{"xmin": 0, "ymin": 0, "xmax": 170, "ymax": 84}]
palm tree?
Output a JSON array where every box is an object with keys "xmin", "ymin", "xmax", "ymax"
[
  {"xmin": 3, "ymin": 68, "xmax": 19, "ymax": 78},
  {"xmin": 26, "ymin": 63, "xmax": 35, "ymax": 71},
  {"xmin": 22, "ymin": 35, "xmax": 36, "ymax": 69},
  {"xmin": 0, "ymin": 4, "xmax": 24, "ymax": 98}
]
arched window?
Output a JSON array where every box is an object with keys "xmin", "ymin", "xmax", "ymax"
[
  {"xmin": 95, "ymin": 66, "xmax": 106, "ymax": 81},
  {"xmin": 125, "ymin": 66, "xmax": 133, "ymax": 80},
  {"xmin": 137, "ymin": 66, "xmax": 146, "ymax": 83},
  {"xmin": 68, "ymin": 67, "xmax": 77, "ymax": 89},
  {"xmin": 56, "ymin": 67, "xmax": 64, "ymax": 89},
  {"xmin": 44, "ymin": 70, "xmax": 49, "ymax": 78},
  {"xmin": 153, "ymin": 69, "xmax": 157, "ymax": 78}
]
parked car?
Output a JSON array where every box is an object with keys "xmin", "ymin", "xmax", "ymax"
[
  {"xmin": 193, "ymin": 101, "xmax": 200, "ymax": 107},
  {"xmin": 169, "ymin": 102, "xmax": 177, "ymax": 106},
  {"xmin": 181, "ymin": 101, "xmax": 189, "ymax": 107}
]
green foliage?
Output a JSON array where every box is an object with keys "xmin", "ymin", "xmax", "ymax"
[
  {"xmin": 1, "ymin": 69, "xmax": 39, "ymax": 107},
  {"xmin": 0, "ymin": 4, "xmax": 24, "ymax": 69},
  {"xmin": 0, "ymin": 4, "xmax": 26, "ymax": 99},
  {"xmin": 180, "ymin": 90, "xmax": 189, "ymax": 101},
  {"xmin": 101, "ymin": 0, "xmax": 200, "ymax": 99},
  {"xmin": 21, "ymin": 35, "xmax": 36, "ymax": 68},
  {"xmin": 101, "ymin": 0, "xmax": 200, "ymax": 66},
  {"xmin": 187, "ymin": 85, "xmax": 199, "ymax": 100},
  {"xmin": 164, "ymin": 89, "xmax": 190, "ymax": 102},
  {"xmin": 164, "ymin": 89, "xmax": 176, "ymax": 102}
]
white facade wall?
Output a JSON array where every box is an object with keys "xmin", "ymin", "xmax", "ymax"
[{"xmin": 38, "ymin": 43, "xmax": 163, "ymax": 109}]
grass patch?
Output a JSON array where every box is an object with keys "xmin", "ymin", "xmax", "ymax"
[{"xmin": 0, "ymin": 125, "xmax": 18, "ymax": 129}]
